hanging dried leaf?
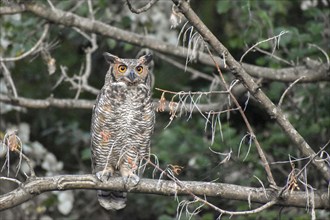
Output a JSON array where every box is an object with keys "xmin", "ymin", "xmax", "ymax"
[
  {"xmin": 169, "ymin": 101, "xmax": 178, "ymax": 120},
  {"xmin": 157, "ymin": 92, "xmax": 166, "ymax": 112},
  {"xmin": 168, "ymin": 164, "xmax": 184, "ymax": 176},
  {"xmin": 4, "ymin": 131, "xmax": 21, "ymax": 152}
]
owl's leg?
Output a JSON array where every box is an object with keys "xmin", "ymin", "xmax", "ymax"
[{"xmin": 95, "ymin": 167, "xmax": 114, "ymax": 182}]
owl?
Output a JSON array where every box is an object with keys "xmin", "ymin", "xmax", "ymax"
[{"xmin": 90, "ymin": 52, "xmax": 155, "ymax": 210}]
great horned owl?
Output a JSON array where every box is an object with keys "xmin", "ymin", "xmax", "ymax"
[{"xmin": 90, "ymin": 53, "xmax": 155, "ymax": 210}]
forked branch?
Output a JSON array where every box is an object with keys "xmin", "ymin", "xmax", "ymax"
[{"xmin": 172, "ymin": 0, "xmax": 330, "ymax": 181}]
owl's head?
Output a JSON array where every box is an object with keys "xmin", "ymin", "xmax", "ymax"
[{"xmin": 104, "ymin": 52, "xmax": 153, "ymax": 86}]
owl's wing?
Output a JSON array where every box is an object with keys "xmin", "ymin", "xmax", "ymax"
[{"xmin": 90, "ymin": 90, "xmax": 103, "ymax": 174}]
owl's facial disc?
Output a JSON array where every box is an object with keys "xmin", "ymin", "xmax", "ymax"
[{"xmin": 103, "ymin": 53, "xmax": 151, "ymax": 85}]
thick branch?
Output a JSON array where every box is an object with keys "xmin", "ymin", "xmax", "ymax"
[
  {"xmin": 174, "ymin": 0, "xmax": 330, "ymax": 181},
  {"xmin": 0, "ymin": 94, "xmax": 223, "ymax": 113},
  {"xmin": 0, "ymin": 94, "xmax": 94, "ymax": 109},
  {"xmin": 0, "ymin": 3, "xmax": 328, "ymax": 83},
  {"xmin": 0, "ymin": 175, "xmax": 329, "ymax": 211},
  {"xmin": 243, "ymin": 63, "xmax": 330, "ymax": 82},
  {"xmin": 0, "ymin": 4, "xmax": 25, "ymax": 14}
]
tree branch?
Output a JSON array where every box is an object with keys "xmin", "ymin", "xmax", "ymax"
[
  {"xmin": 0, "ymin": 94, "xmax": 94, "ymax": 109},
  {"xmin": 173, "ymin": 0, "xmax": 330, "ymax": 181},
  {"xmin": 1, "ymin": 62, "xmax": 18, "ymax": 98},
  {"xmin": 0, "ymin": 175, "xmax": 329, "ymax": 211},
  {"xmin": 0, "ymin": 4, "xmax": 25, "ymax": 14},
  {"xmin": 126, "ymin": 0, "xmax": 159, "ymax": 14},
  {"xmin": 0, "ymin": 3, "xmax": 328, "ymax": 83},
  {"xmin": 0, "ymin": 94, "xmax": 224, "ymax": 113}
]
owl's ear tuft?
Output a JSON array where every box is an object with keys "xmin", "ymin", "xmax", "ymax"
[
  {"xmin": 103, "ymin": 52, "xmax": 120, "ymax": 64},
  {"xmin": 138, "ymin": 54, "xmax": 153, "ymax": 65}
]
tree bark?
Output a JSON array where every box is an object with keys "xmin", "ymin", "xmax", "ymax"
[{"xmin": 1, "ymin": 175, "xmax": 329, "ymax": 211}]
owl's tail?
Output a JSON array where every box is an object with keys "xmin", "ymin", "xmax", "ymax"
[{"xmin": 97, "ymin": 190, "xmax": 127, "ymax": 210}]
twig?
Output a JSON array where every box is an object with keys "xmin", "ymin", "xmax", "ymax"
[
  {"xmin": 155, "ymin": 88, "xmax": 228, "ymax": 96},
  {"xmin": 0, "ymin": 24, "xmax": 49, "ymax": 62},
  {"xmin": 308, "ymin": 43, "xmax": 330, "ymax": 68},
  {"xmin": 255, "ymin": 47, "xmax": 294, "ymax": 66},
  {"xmin": 293, "ymin": 141, "xmax": 330, "ymax": 184},
  {"xmin": 155, "ymin": 52, "xmax": 214, "ymax": 81},
  {"xmin": 240, "ymin": 31, "xmax": 289, "ymax": 63},
  {"xmin": 57, "ymin": 1, "xmax": 98, "ymax": 98},
  {"xmin": 13, "ymin": 148, "xmax": 36, "ymax": 177},
  {"xmin": 278, "ymin": 76, "xmax": 305, "ymax": 107},
  {"xmin": 87, "ymin": 0, "xmax": 95, "ymax": 20},
  {"xmin": 126, "ymin": 0, "xmax": 159, "ymax": 14},
  {"xmin": 0, "ymin": 62, "xmax": 18, "ymax": 98},
  {"xmin": 0, "ymin": 177, "xmax": 21, "ymax": 185},
  {"xmin": 68, "ymin": 2, "xmax": 98, "ymax": 98},
  {"xmin": 278, "ymin": 141, "xmax": 330, "ymax": 198},
  {"xmin": 59, "ymin": 65, "xmax": 99, "ymax": 95},
  {"xmin": 46, "ymin": 0, "xmax": 55, "ymax": 10}
]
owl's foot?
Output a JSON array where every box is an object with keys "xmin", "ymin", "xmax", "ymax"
[
  {"xmin": 96, "ymin": 170, "xmax": 113, "ymax": 182},
  {"xmin": 123, "ymin": 173, "xmax": 140, "ymax": 189}
]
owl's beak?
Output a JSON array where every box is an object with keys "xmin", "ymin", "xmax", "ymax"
[{"xmin": 127, "ymin": 71, "xmax": 136, "ymax": 82}]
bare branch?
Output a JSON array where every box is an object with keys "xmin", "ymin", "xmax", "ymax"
[
  {"xmin": 126, "ymin": 0, "xmax": 159, "ymax": 14},
  {"xmin": 240, "ymin": 31, "xmax": 289, "ymax": 63},
  {"xmin": 0, "ymin": 94, "xmax": 225, "ymax": 113},
  {"xmin": 155, "ymin": 52, "xmax": 214, "ymax": 81},
  {"xmin": 1, "ymin": 3, "xmax": 328, "ymax": 83},
  {"xmin": 59, "ymin": 65, "xmax": 99, "ymax": 96},
  {"xmin": 278, "ymin": 76, "xmax": 306, "ymax": 107},
  {"xmin": 155, "ymin": 88, "xmax": 228, "ymax": 96},
  {"xmin": 0, "ymin": 94, "xmax": 94, "ymax": 109},
  {"xmin": 0, "ymin": 62, "xmax": 18, "ymax": 97},
  {"xmin": 0, "ymin": 4, "xmax": 25, "ymax": 14},
  {"xmin": 308, "ymin": 43, "xmax": 330, "ymax": 68},
  {"xmin": 242, "ymin": 63, "xmax": 329, "ymax": 83},
  {"xmin": 0, "ymin": 177, "xmax": 21, "ymax": 185},
  {"xmin": 0, "ymin": 175, "xmax": 329, "ymax": 211},
  {"xmin": 255, "ymin": 47, "xmax": 294, "ymax": 66}
]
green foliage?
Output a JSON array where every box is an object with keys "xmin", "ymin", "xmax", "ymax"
[
  {"xmin": 214, "ymin": 0, "xmax": 329, "ymax": 66},
  {"xmin": 216, "ymin": 0, "xmax": 231, "ymax": 15},
  {"xmin": 155, "ymin": 117, "xmax": 210, "ymax": 170}
]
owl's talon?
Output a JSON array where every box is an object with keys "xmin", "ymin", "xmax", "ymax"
[
  {"xmin": 123, "ymin": 174, "xmax": 140, "ymax": 188},
  {"xmin": 96, "ymin": 171, "xmax": 112, "ymax": 182}
]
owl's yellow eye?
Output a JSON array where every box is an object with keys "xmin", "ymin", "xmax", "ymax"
[
  {"xmin": 136, "ymin": 66, "xmax": 143, "ymax": 74},
  {"xmin": 118, "ymin": 65, "xmax": 127, "ymax": 73}
]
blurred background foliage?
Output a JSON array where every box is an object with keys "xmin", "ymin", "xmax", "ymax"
[{"xmin": 0, "ymin": 0, "xmax": 329, "ymax": 219}]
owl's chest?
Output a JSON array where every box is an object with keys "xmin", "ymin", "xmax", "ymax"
[
  {"xmin": 110, "ymin": 84, "xmax": 147, "ymax": 108},
  {"xmin": 97, "ymin": 83, "xmax": 151, "ymax": 123}
]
